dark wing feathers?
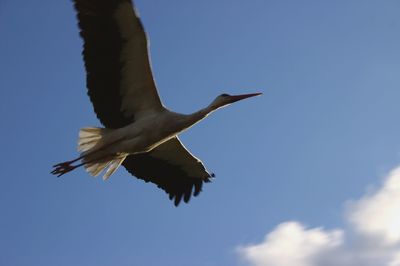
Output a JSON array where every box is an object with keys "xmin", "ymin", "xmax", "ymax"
[
  {"xmin": 123, "ymin": 138, "xmax": 213, "ymax": 206},
  {"xmin": 123, "ymin": 155, "xmax": 209, "ymax": 206},
  {"xmin": 74, "ymin": 0, "xmax": 162, "ymax": 128}
]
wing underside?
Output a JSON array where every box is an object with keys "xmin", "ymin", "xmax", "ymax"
[
  {"xmin": 123, "ymin": 138, "xmax": 213, "ymax": 206},
  {"xmin": 74, "ymin": 0, "xmax": 164, "ymax": 129}
]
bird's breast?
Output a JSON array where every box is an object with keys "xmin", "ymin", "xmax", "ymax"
[{"xmin": 120, "ymin": 112, "xmax": 187, "ymax": 153}]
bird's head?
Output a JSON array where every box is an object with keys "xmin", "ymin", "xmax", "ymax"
[{"xmin": 210, "ymin": 92, "xmax": 262, "ymax": 110}]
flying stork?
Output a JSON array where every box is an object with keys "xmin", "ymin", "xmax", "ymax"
[{"xmin": 52, "ymin": 0, "xmax": 262, "ymax": 206}]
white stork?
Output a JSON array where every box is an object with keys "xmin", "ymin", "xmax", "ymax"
[{"xmin": 52, "ymin": 0, "xmax": 261, "ymax": 206}]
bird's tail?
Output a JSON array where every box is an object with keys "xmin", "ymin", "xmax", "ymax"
[
  {"xmin": 51, "ymin": 127, "xmax": 127, "ymax": 180},
  {"xmin": 84, "ymin": 154, "xmax": 127, "ymax": 180},
  {"xmin": 78, "ymin": 127, "xmax": 127, "ymax": 180},
  {"xmin": 77, "ymin": 127, "xmax": 109, "ymax": 153}
]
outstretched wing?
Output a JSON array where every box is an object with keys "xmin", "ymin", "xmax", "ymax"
[
  {"xmin": 123, "ymin": 137, "xmax": 214, "ymax": 206},
  {"xmin": 74, "ymin": 1, "xmax": 213, "ymax": 205},
  {"xmin": 74, "ymin": 0, "xmax": 164, "ymax": 128}
]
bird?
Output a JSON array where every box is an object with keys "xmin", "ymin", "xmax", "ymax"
[{"xmin": 51, "ymin": 0, "xmax": 262, "ymax": 206}]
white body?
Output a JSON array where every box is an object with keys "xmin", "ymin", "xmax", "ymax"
[
  {"xmin": 103, "ymin": 110, "xmax": 204, "ymax": 154},
  {"xmin": 78, "ymin": 106, "xmax": 211, "ymax": 179}
]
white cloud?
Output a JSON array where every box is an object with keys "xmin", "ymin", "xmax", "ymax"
[
  {"xmin": 237, "ymin": 167, "xmax": 400, "ymax": 266},
  {"xmin": 347, "ymin": 168, "xmax": 400, "ymax": 246},
  {"xmin": 237, "ymin": 222, "xmax": 343, "ymax": 266}
]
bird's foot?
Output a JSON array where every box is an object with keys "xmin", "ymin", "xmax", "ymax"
[{"xmin": 51, "ymin": 161, "xmax": 77, "ymax": 177}]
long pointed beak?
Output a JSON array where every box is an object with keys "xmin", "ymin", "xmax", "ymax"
[{"xmin": 229, "ymin": 92, "xmax": 262, "ymax": 103}]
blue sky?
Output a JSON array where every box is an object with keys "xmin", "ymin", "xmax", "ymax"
[{"xmin": 1, "ymin": 1, "xmax": 400, "ymax": 265}]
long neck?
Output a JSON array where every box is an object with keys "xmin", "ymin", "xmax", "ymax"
[{"xmin": 182, "ymin": 103, "xmax": 218, "ymax": 130}]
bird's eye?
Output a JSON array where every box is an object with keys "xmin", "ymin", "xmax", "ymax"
[{"xmin": 220, "ymin": 93, "xmax": 230, "ymax": 97}]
